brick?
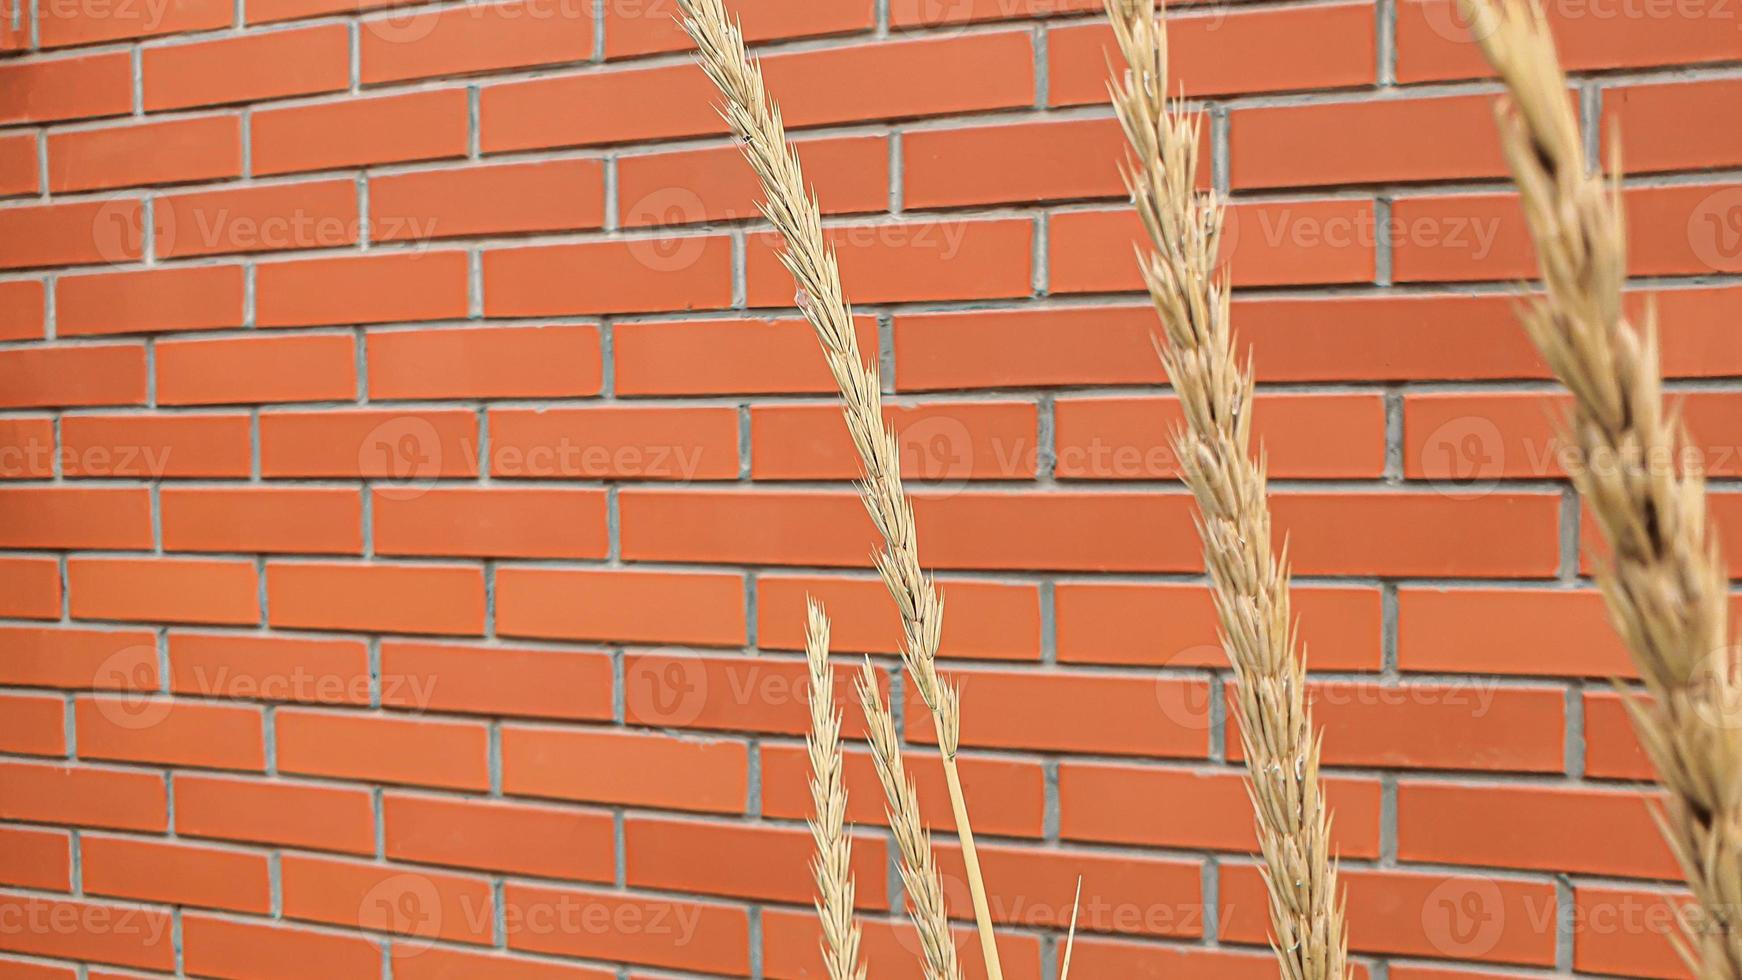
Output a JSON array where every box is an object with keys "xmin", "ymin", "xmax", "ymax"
[
  {"xmin": 1573, "ymin": 884, "xmax": 1695, "ymax": 977},
  {"xmin": 369, "ymin": 159, "xmax": 605, "ymax": 242},
  {"xmin": 760, "ymin": 743, "xmax": 1046, "ymax": 839},
  {"xmin": 55, "ymin": 265, "xmax": 245, "ymax": 336},
  {"xmin": 482, "ymin": 31, "xmax": 1032, "ymax": 150},
  {"xmin": 750, "ymin": 400, "xmax": 1039, "ymax": 480},
  {"xmin": 1048, "ymin": 201, "xmax": 1377, "ymax": 293},
  {"xmin": 267, "ymin": 562, "xmax": 486, "ymax": 636},
  {"xmin": 503, "ymin": 882, "xmax": 749, "ymax": 974},
  {"xmin": 1398, "ymin": 781, "xmax": 1678, "ymax": 879},
  {"xmin": 745, "ymin": 218, "xmax": 1033, "ymax": 305},
  {"xmin": 377, "ymin": 640, "xmax": 614, "ymax": 722},
  {"xmin": 1056, "ymin": 582, "xmax": 1383, "ymax": 671},
  {"xmin": 143, "ymin": 23, "xmax": 349, "ymax": 110},
  {"xmin": 1604, "ymin": 76, "xmax": 1742, "ymax": 174},
  {"xmin": 260, "ymin": 407, "xmax": 479, "ymax": 479},
  {"xmin": 606, "ymin": 0, "xmax": 874, "ymax": 57},
  {"xmin": 155, "ymin": 179, "xmax": 359, "ymax": 258},
  {"xmin": 483, "ymin": 237, "xmax": 733, "ymax": 316},
  {"xmin": 38, "ymin": 0, "xmax": 228, "ymax": 46},
  {"xmin": 1271, "ymin": 491, "xmax": 1561, "ymax": 577},
  {"xmin": 501, "ymin": 725, "xmax": 748, "ymax": 814},
  {"xmin": 0, "ymin": 280, "xmax": 46, "ymax": 340},
  {"xmin": 757, "ymin": 573, "xmax": 1042, "ymax": 661},
  {"xmin": 0, "ymin": 760, "xmax": 167, "ymax": 832},
  {"xmin": 1585, "ymin": 689, "xmax": 1655, "ymax": 781},
  {"xmin": 0, "ymin": 893, "xmax": 172, "ymax": 971},
  {"xmin": 1054, "ymin": 393, "xmax": 1386, "ymax": 479},
  {"xmin": 496, "ymin": 567, "xmax": 746, "ymax": 647},
  {"xmin": 0, "ymin": 825, "xmax": 71, "ymax": 891},
  {"xmin": 1227, "ymin": 680, "xmax": 1565, "ymax": 772},
  {"xmin": 1221, "ymin": 864, "xmax": 1559, "ymax": 966},
  {"xmin": 762, "ymin": 907, "xmax": 1044, "ymax": 980},
  {"xmin": 47, "ymin": 115, "xmax": 241, "ymax": 193},
  {"xmin": 1059, "ymin": 763, "xmax": 1384, "ymax": 858},
  {"xmin": 614, "ymin": 315, "xmax": 877, "ymax": 396},
  {"xmin": 617, "ymin": 135, "xmax": 889, "ymax": 226},
  {"xmin": 0, "ymin": 417, "xmax": 52, "ymax": 479},
  {"xmin": 360, "ymin": 0, "xmax": 593, "ymax": 82},
  {"xmin": 1048, "ymin": 938, "xmax": 1276, "ymax": 980},
  {"xmin": 488, "ymin": 405, "xmax": 740, "ymax": 480},
  {"xmin": 621, "ymin": 651, "xmax": 888, "ymax": 737},
  {"xmin": 246, "ymin": 0, "xmax": 398, "ymax": 22},
  {"xmin": 1398, "ymin": 587, "xmax": 1637, "ymax": 678},
  {"xmin": 0, "ymin": 345, "xmax": 147, "ymax": 408},
  {"xmin": 0, "ymin": 557, "xmax": 63, "ymax": 620},
  {"xmin": 909, "ymin": 666, "xmax": 1210, "ymax": 758},
  {"xmin": 0, "ymin": 693, "xmax": 65, "ymax": 756},
  {"xmin": 1048, "ymin": 3, "xmax": 1375, "ymax": 104},
  {"xmin": 74, "ymin": 694, "xmax": 266, "ymax": 769},
  {"xmin": 257, "ymin": 250, "xmax": 470, "ymax": 327},
  {"xmin": 181, "ymin": 915, "xmax": 380, "ymax": 980},
  {"xmin": 81, "ymin": 835, "xmax": 270, "ymax": 913},
  {"xmin": 68, "ymin": 557, "xmax": 259, "ymax": 626},
  {"xmin": 1397, "ymin": 0, "xmax": 1742, "ymax": 82},
  {"xmin": 0, "ymin": 488, "xmax": 153, "ymax": 550},
  {"xmin": 277, "ymin": 709, "xmax": 490, "ymax": 790},
  {"xmin": 904, "ymin": 117, "xmax": 1131, "ymax": 208},
  {"xmin": 0, "ymin": 134, "xmax": 39, "ymax": 196},
  {"xmin": 391, "ymin": 947, "xmax": 614, "ymax": 980},
  {"xmin": 624, "ymin": 816, "xmax": 888, "ymax": 908},
  {"xmin": 1231, "ymin": 94, "xmax": 1505, "ymax": 188},
  {"xmin": 941, "ymin": 842, "xmax": 1201, "ymax": 938},
  {"xmin": 0, "ymin": 52, "xmax": 132, "ymax": 124},
  {"xmin": 372, "ymin": 487, "xmax": 607, "ymax": 560},
  {"xmin": 253, "ymin": 89, "xmax": 470, "ymax": 175},
  {"xmin": 156, "ymin": 333, "xmax": 355, "ymax": 406},
  {"xmin": 161, "ymin": 487, "xmax": 364, "ymax": 554},
  {"xmin": 169, "ymin": 632, "xmax": 371, "ymax": 706},
  {"xmin": 175, "ymin": 773, "xmax": 375, "ymax": 854},
  {"xmin": 0, "ymin": 956, "xmax": 77, "ymax": 980},
  {"xmin": 0, "ymin": 200, "xmax": 145, "ymax": 269},
  {"xmin": 384, "ymin": 792, "xmax": 614, "ymax": 881},
  {"xmin": 0, "ymin": 625, "xmax": 158, "ymax": 691},
  {"xmin": 280, "ymin": 853, "xmax": 493, "ymax": 945}
]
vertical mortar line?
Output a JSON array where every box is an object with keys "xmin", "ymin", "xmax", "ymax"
[
  {"xmin": 1201, "ymin": 854, "xmax": 1221, "ymax": 948},
  {"xmin": 492, "ymin": 879, "xmax": 507, "ymax": 947},
  {"xmin": 737, "ymin": 403, "xmax": 752, "ymax": 480},
  {"xmin": 877, "ymin": 312, "xmax": 895, "ymax": 395},
  {"xmin": 348, "ymin": 21, "xmax": 361, "ymax": 92},
  {"xmin": 68, "ymin": 828, "xmax": 81, "ymax": 895},
  {"xmin": 873, "ymin": 0, "xmax": 888, "ymax": 35},
  {"xmin": 887, "ymin": 129, "xmax": 903, "ymax": 215},
  {"xmin": 130, "ymin": 45, "xmax": 143, "ymax": 116},
  {"xmin": 34, "ymin": 129, "xmax": 46, "ymax": 199},
  {"xmin": 1037, "ymin": 578, "xmax": 1056, "ymax": 665},
  {"xmin": 1380, "ymin": 580, "xmax": 1399, "ymax": 676},
  {"xmin": 25, "ymin": 0, "xmax": 35, "ymax": 48},
  {"xmin": 1206, "ymin": 670, "xmax": 1226, "ymax": 765},
  {"xmin": 1558, "ymin": 486, "xmax": 1582, "ymax": 582},
  {"xmin": 488, "ymin": 720, "xmax": 503, "ymax": 796},
  {"xmin": 1032, "ymin": 22, "xmax": 1048, "ymax": 109},
  {"xmin": 242, "ymin": 263, "xmax": 257, "ymax": 327},
  {"xmin": 1580, "ymin": 80, "xmax": 1602, "ymax": 172},
  {"xmin": 1031, "ymin": 211, "xmax": 1049, "ymax": 297},
  {"xmin": 598, "ymin": 316, "xmax": 616, "ymax": 396},
  {"xmin": 611, "ymin": 648, "xmax": 625, "ymax": 724},
  {"xmin": 1036, "ymin": 393, "xmax": 1056, "ymax": 481},
  {"xmin": 240, "ymin": 109, "xmax": 252, "ymax": 178},
  {"xmin": 468, "ymin": 249, "xmax": 484, "ymax": 319},
  {"xmin": 263, "ymin": 703, "xmax": 277, "ymax": 775},
  {"xmin": 1041, "ymin": 757, "xmax": 1060, "ymax": 841},
  {"xmin": 357, "ymin": 174, "xmax": 371, "ymax": 250},
  {"xmin": 602, "ymin": 155, "xmax": 620, "ymax": 231},
  {"xmin": 730, "ymin": 229, "xmax": 748, "ymax": 309},
  {"xmin": 269, "ymin": 851, "xmax": 283, "ymax": 917},
  {"xmin": 612, "ymin": 809, "xmax": 627, "ymax": 886},
  {"xmin": 743, "ymin": 570, "xmax": 758, "ymax": 651},
  {"xmin": 1555, "ymin": 873, "xmax": 1576, "ymax": 971},
  {"xmin": 747, "ymin": 904, "xmax": 765, "ymax": 980},
  {"xmin": 744, "ymin": 735, "xmax": 762, "ymax": 817},
  {"xmin": 1383, "ymin": 389, "xmax": 1404, "ymax": 483},
  {"xmin": 373, "ymin": 786, "xmax": 386, "ymax": 859},
  {"xmin": 1376, "ymin": 0, "xmax": 1397, "ymax": 87},
  {"xmin": 468, "ymin": 84, "xmax": 482, "ymax": 160},
  {"xmin": 1565, "ymin": 681, "xmax": 1586, "ymax": 779},
  {"xmin": 592, "ymin": 0, "xmax": 606, "ymax": 61},
  {"xmin": 1374, "ymin": 196, "xmax": 1395, "ymax": 287},
  {"xmin": 1378, "ymin": 771, "xmax": 1398, "ymax": 867}
]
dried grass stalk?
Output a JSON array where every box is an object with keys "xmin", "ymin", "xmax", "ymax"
[
  {"xmin": 1102, "ymin": 1, "xmax": 1349, "ymax": 977},
  {"xmin": 1458, "ymin": 1, "xmax": 1742, "ymax": 974},
  {"xmin": 674, "ymin": 1, "xmax": 1001, "ymax": 975},
  {"xmin": 804, "ymin": 601, "xmax": 867, "ymax": 980}
]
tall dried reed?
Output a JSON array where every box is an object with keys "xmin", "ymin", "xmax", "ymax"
[
  {"xmin": 803, "ymin": 601, "xmax": 867, "ymax": 980},
  {"xmin": 674, "ymin": 0, "xmax": 1003, "ymax": 974},
  {"xmin": 1458, "ymin": 0, "xmax": 1742, "ymax": 974},
  {"xmin": 1102, "ymin": 1, "xmax": 1349, "ymax": 977}
]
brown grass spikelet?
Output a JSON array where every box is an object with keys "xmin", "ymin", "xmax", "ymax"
[
  {"xmin": 1101, "ymin": 0, "xmax": 1350, "ymax": 977},
  {"xmin": 803, "ymin": 601, "xmax": 866, "ymax": 980},
  {"xmin": 1457, "ymin": 0, "xmax": 1742, "ymax": 974}
]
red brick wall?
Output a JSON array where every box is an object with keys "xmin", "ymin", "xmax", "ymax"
[{"xmin": 0, "ymin": 0, "xmax": 1737, "ymax": 975}]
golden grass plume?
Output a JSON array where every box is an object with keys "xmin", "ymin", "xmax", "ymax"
[{"xmin": 803, "ymin": 601, "xmax": 867, "ymax": 980}]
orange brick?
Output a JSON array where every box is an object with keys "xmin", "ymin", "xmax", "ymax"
[
  {"xmin": 0, "ymin": 201, "xmax": 145, "ymax": 269},
  {"xmin": 169, "ymin": 632, "xmax": 371, "ymax": 706},
  {"xmin": 175, "ymin": 773, "xmax": 375, "ymax": 854},
  {"xmin": 488, "ymin": 405, "xmax": 740, "ymax": 481},
  {"xmin": 606, "ymin": 0, "xmax": 874, "ymax": 57},
  {"xmin": 751, "ymin": 400, "xmax": 1038, "ymax": 480},
  {"xmin": 369, "ymin": 159, "xmax": 605, "ymax": 241},
  {"xmin": 81, "ymin": 835, "xmax": 270, "ymax": 913},
  {"xmin": 377, "ymin": 640, "xmax": 614, "ymax": 722},
  {"xmin": 0, "ymin": 416, "xmax": 53, "ymax": 479},
  {"xmin": 368, "ymin": 324, "xmax": 601, "ymax": 399},
  {"xmin": 760, "ymin": 743, "xmax": 1046, "ymax": 839},
  {"xmin": 1604, "ymin": 76, "xmax": 1742, "ymax": 174},
  {"xmin": 0, "ymin": 692, "xmax": 66, "ymax": 756},
  {"xmin": 57, "ymin": 265, "xmax": 245, "ymax": 336},
  {"xmin": 253, "ymin": 88, "xmax": 469, "ymax": 175},
  {"xmin": 613, "ymin": 315, "xmax": 878, "ymax": 396},
  {"xmin": 156, "ymin": 333, "xmax": 356, "ymax": 406},
  {"xmin": 0, "ymin": 893, "xmax": 172, "ymax": 971},
  {"xmin": 256, "ymin": 250, "xmax": 470, "ymax": 327},
  {"xmin": 181, "ymin": 915, "xmax": 379, "ymax": 979},
  {"xmin": 0, "ymin": 487, "xmax": 153, "ymax": 550},
  {"xmin": 1272, "ymin": 492, "xmax": 1561, "ymax": 577},
  {"xmin": 483, "ymin": 237, "xmax": 733, "ymax": 316},
  {"xmin": 391, "ymin": 947, "xmax": 613, "ymax": 979},
  {"xmin": 496, "ymin": 567, "xmax": 745, "ymax": 646},
  {"xmin": 155, "ymin": 179, "xmax": 359, "ymax": 258},
  {"xmin": 160, "ymin": 486, "xmax": 364, "ymax": 554},
  {"xmin": 757, "ymin": 573, "xmax": 1042, "ymax": 661},
  {"xmin": 941, "ymin": 842, "xmax": 1201, "ymax": 938},
  {"xmin": 247, "ymin": 0, "xmax": 399, "ymax": 22},
  {"xmin": 47, "ymin": 115, "xmax": 241, "ymax": 192},
  {"xmin": 74, "ymin": 696, "xmax": 264, "ymax": 770},
  {"xmin": 0, "ymin": 825, "xmax": 72, "ymax": 891},
  {"xmin": 1573, "ymin": 884, "xmax": 1696, "ymax": 977},
  {"xmin": 624, "ymin": 816, "xmax": 888, "ymax": 908},
  {"xmin": 384, "ymin": 792, "xmax": 615, "ymax": 881},
  {"xmin": 1585, "ymin": 689, "xmax": 1655, "ymax": 781},
  {"xmin": 277, "ymin": 709, "xmax": 490, "ymax": 791},
  {"xmin": 0, "ymin": 52, "xmax": 132, "ymax": 124},
  {"xmin": 0, "ymin": 760, "xmax": 167, "ymax": 832},
  {"xmin": 0, "ymin": 625, "xmax": 158, "ymax": 691},
  {"xmin": 763, "ymin": 907, "xmax": 1044, "ymax": 980},
  {"xmin": 1398, "ymin": 587, "xmax": 1636, "ymax": 678},
  {"xmin": 904, "ymin": 117, "xmax": 1129, "ymax": 208},
  {"xmin": 1231, "ymin": 94, "xmax": 1506, "ymax": 188},
  {"xmin": 503, "ymin": 882, "xmax": 749, "ymax": 974},
  {"xmin": 0, "ymin": 557, "xmax": 63, "ymax": 620},
  {"xmin": 266, "ymin": 562, "xmax": 486, "ymax": 636},
  {"xmin": 621, "ymin": 651, "xmax": 888, "ymax": 737},
  {"xmin": 38, "ymin": 0, "xmax": 227, "ymax": 46},
  {"xmin": 501, "ymin": 726, "xmax": 748, "ymax": 814},
  {"xmin": 360, "ymin": 0, "xmax": 593, "ymax": 82},
  {"xmin": 0, "ymin": 344, "xmax": 147, "ymax": 408},
  {"xmin": 69, "ymin": 557, "xmax": 257, "ymax": 626},
  {"xmin": 143, "ymin": 23, "xmax": 349, "ymax": 110},
  {"xmin": 260, "ymin": 408, "xmax": 479, "ymax": 479},
  {"xmin": 1398, "ymin": 781, "xmax": 1677, "ymax": 879},
  {"xmin": 745, "ymin": 218, "xmax": 1032, "ymax": 305},
  {"xmin": 280, "ymin": 853, "xmax": 493, "ymax": 945},
  {"xmin": 0, "ymin": 133, "xmax": 39, "ymax": 196},
  {"xmin": 617, "ymin": 135, "xmax": 889, "ymax": 226},
  {"xmin": 0, "ymin": 279, "xmax": 46, "ymax": 340},
  {"xmin": 372, "ymin": 487, "xmax": 609, "ymax": 559}
]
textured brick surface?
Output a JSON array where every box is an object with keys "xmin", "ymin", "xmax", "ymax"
[{"xmin": 0, "ymin": 1, "xmax": 1729, "ymax": 976}]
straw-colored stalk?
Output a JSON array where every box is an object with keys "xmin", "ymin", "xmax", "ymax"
[
  {"xmin": 1456, "ymin": 1, "xmax": 1742, "ymax": 974},
  {"xmin": 1101, "ymin": 1, "xmax": 1349, "ymax": 977},
  {"xmin": 674, "ymin": 1, "xmax": 1002, "ymax": 976},
  {"xmin": 804, "ymin": 601, "xmax": 867, "ymax": 980}
]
